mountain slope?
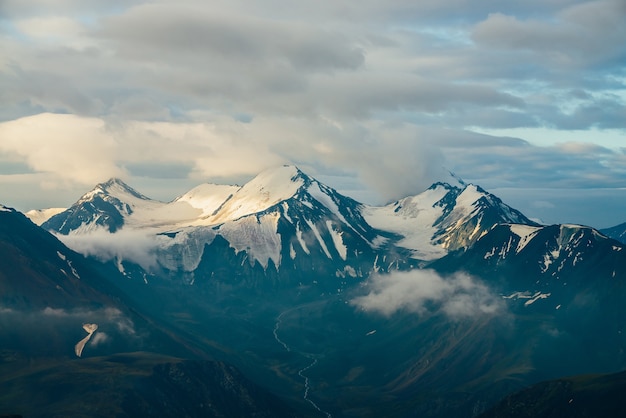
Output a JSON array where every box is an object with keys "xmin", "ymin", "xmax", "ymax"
[
  {"xmin": 478, "ymin": 370, "xmax": 626, "ymax": 418},
  {"xmin": 601, "ymin": 222, "xmax": 626, "ymax": 245},
  {"xmin": 0, "ymin": 203, "xmax": 124, "ymax": 309},
  {"xmin": 0, "ymin": 203, "xmax": 199, "ymax": 359},
  {"xmin": 0, "ymin": 353, "xmax": 301, "ymax": 418},
  {"xmin": 0, "ymin": 204, "xmax": 308, "ymax": 417},
  {"xmin": 31, "ymin": 168, "xmax": 626, "ymax": 417}
]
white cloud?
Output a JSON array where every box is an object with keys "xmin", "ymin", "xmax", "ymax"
[
  {"xmin": 351, "ymin": 269, "xmax": 504, "ymax": 319},
  {"xmin": 57, "ymin": 229, "xmax": 158, "ymax": 271},
  {"xmin": 0, "ymin": 114, "xmax": 124, "ymax": 186},
  {"xmin": 89, "ymin": 331, "xmax": 110, "ymax": 347},
  {"xmin": 0, "ymin": 0, "xmax": 625, "ymax": 227}
]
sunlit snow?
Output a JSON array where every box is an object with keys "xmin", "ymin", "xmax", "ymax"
[
  {"xmin": 508, "ymin": 224, "xmax": 542, "ymax": 253},
  {"xmin": 202, "ymin": 165, "xmax": 304, "ymax": 224},
  {"xmin": 503, "ymin": 291, "xmax": 551, "ymax": 306},
  {"xmin": 326, "ymin": 220, "xmax": 347, "ymax": 261},
  {"xmin": 363, "ymin": 185, "xmax": 449, "ymax": 260},
  {"xmin": 305, "ymin": 218, "xmax": 331, "ymax": 259},
  {"xmin": 25, "ymin": 207, "xmax": 66, "ymax": 225},
  {"xmin": 218, "ymin": 212, "xmax": 282, "ymax": 269}
]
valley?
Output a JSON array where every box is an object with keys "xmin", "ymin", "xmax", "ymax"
[{"xmin": 2, "ymin": 166, "xmax": 626, "ymax": 417}]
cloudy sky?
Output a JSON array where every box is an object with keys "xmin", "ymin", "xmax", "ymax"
[{"xmin": 1, "ymin": 0, "xmax": 625, "ymax": 227}]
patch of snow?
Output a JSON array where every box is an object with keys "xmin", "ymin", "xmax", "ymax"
[
  {"xmin": 67, "ymin": 260, "xmax": 80, "ymax": 279},
  {"xmin": 366, "ymin": 330, "xmax": 377, "ymax": 336},
  {"xmin": 290, "ymin": 243, "xmax": 296, "ymax": 259},
  {"xmin": 498, "ymin": 236, "xmax": 515, "ymax": 258},
  {"xmin": 326, "ymin": 220, "xmax": 347, "ymax": 260},
  {"xmin": 295, "ymin": 223, "xmax": 310, "ymax": 254},
  {"xmin": 174, "ymin": 183, "xmax": 239, "ymax": 217},
  {"xmin": 282, "ymin": 202, "xmax": 293, "ymax": 223},
  {"xmin": 524, "ymin": 292, "xmax": 551, "ymax": 306},
  {"xmin": 343, "ymin": 265, "xmax": 357, "ymax": 277},
  {"xmin": 124, "ymin": 199, "xmax": 201, "ymax": 229},
  {"xmin": 56, "ymin": 251, "xmax": 66, "ymax": 261},
  {"xmin": 541, "ymin": 248, "xmax": 560, "ymax": 273},
  {"xmin": 503, "ymin": 291, "xmax": 551, "ymax": 306},
  {"xmin": 305, "ymin": 219, "xmax": 331, "ymax": 259},
  {"xmin": 218, "ymin": 212, "xmax": 282, "ymax": 269},
  {"xmin": 503, "ymin": 291, "xmax": 533, "ymax": 300},
  {"xmin": 308, "ymin": 182, "xmax": 349, "ymax": 225},
  {"xmin": 454, "ymin": 185, "xmax": 484, "ymax": 210},
  {"xmin": 509, "ymin": 224, "xmax": 542, "ymax": 253},
  {"xmin": 156, "ymin": 227, "xmax": 217, "ymax": 272},
  {"xmin": 116, "ymin": 258, "xmax": 125, "ymax": 274},
  {"xmin": 0, "ymin": 204, "xmax": 11, "ymax": 212},
  {"xmin": 613, "ymin": 246, "xmax": 622, "ymax": 252},
  {"xmin": 363, "ymin": 185, "xmax": 449, "ymax": 260}
]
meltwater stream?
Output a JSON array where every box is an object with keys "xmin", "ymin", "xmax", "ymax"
[{"xmin": 273, "ymin": 310, "xmax": 332, "ymax": 418}]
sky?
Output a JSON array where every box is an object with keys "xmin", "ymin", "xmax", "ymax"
[{"xmin": 0, "ymin": 0, "xmax": 625, "ymax": 228}]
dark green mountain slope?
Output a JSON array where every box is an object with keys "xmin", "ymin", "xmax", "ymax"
[
  {"xmin": 0, "ymin": 352, "xmax": 300, "ymax": 418},
  {"xmin": 478, "ymin": 370, "xmax": 626, "ymax": 418}
]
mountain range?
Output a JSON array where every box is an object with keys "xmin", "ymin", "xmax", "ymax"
[{"xmin": 3, "ymin": 165, "xmax": 626, "ymax": 417}]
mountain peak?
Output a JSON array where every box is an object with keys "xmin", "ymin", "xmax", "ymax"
[
  {"xmin": 204, "ymin": 165, "xmax": 311, "ymax": 224},
  {"xmin": 253, "ymin": 165, "xmax": 309, "ymax": 186},
  {"xmin": 44, "ymin": 178, "xmax": 153, "ymax": 234},
  {"xmin": 81, "ymin": 177, "xmax": 150, "ymax": 202}
]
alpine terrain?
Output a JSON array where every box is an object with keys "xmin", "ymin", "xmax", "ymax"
[{"xmin": 2, "ymin": 165, "xmax": 625, "ymax": 417}]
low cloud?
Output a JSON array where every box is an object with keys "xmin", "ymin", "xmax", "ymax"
[
  {"xmin": 57, "ymin": 229, "xmax": 158, "ymax": 271},
  {"xmin": 90, "ymin": 331, "xmax": 110, "ymax": 347},
  {"xmin": 0, "ymin": 305, "xmax": 139, "ymax": 352},
  {"xmin": 351, "ymin": 269, "xmax": 504, "ymax": 319},
  {"xmin": 0, "ymin": 306, "xmax": 137, "ymax": 337}
]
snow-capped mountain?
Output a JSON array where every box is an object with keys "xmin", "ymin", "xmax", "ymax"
[
  {"xmin": 10, "ymin": 165, "xmax": 626, "ymax": 418},
  {"xmin": 40, "ymin": 166, "xmax": 543, "ymax": 286},
  {"xmin": 143, "ymin": 166, "xmax": 400, "ymax": 286},
  {"xmin": 363, "ymin": 181, "xmax": 536, "ymax": 260},
  {"xmin": 42, "ymin": 178, "xmax": 157, "ymax": 234},
  {"xmin": 434, "ymin": 221, "xmax": 626, "ymax": 316},
  {"xmin": 451, "ymin": 222, "xmax": 626, "ymax": 278}
]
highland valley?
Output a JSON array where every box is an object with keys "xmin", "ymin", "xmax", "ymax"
[{"xmin": 2, "ymin": 165, "xmax": 626, "ymax": 417}]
